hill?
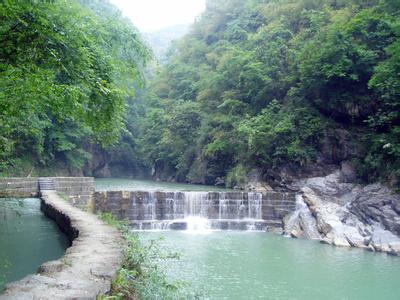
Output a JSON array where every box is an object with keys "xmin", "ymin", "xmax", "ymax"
[{"xmin": 144, "ymin": 24, "xmax": 190, "ymax": 61}]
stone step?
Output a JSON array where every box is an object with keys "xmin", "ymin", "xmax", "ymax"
[
  {"xmin": 264, "ymin": 220, "xmax": 283, "ymax": 227},
  {"xmin": 39, "ymin": 178, "xmax": 55, "ymax": 191}
]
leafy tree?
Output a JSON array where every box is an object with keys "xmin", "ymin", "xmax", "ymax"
[
  {"xmin": 0, "ymin": 0, "xmax": 149, "ymax": 174},
  {"xmin": 139, "ymin": 0, "xmax": 400, "ymax": 188}
]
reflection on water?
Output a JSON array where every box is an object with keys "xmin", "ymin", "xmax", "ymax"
[
  {"xmin": 0, "ymin": 198, "xmax": 69, "ymax": 291},
  {"xmin": 140, "ymin": 231, "xmax": 400, "ymax": 300},
  {"xmin": 95, "ymin": 178, "xmax": 233, "ymax": 192}
]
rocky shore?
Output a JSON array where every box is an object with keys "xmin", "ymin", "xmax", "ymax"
[{"xmin": 282, "ymin": 165, "xmax": 400, "ymax": 256}]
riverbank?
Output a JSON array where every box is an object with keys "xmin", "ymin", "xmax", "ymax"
[
  {"xmin": 282, "ymin": 167, "xmax": 400, "ymax": 256},
  {"xmin": 0, "ymin": 191, "xmax": 123, "ymax": 299}
]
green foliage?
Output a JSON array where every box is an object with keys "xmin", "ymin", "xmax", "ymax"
[
  {"xmin": 132, "ymin": 0, "xmax": 400, "ymax": 187},
  {"xmin": 354, "ymin": 129, "xmax": 400, "ymax": 185},
  {"xmin": 2, "ymin": 0, "xmax": 399, "ymax": 187},
  {"xmin": 137, "ymin": 98, "xmax": 203, "ymax": 181},
  {"xmin": 0, "ymin": 0, "xmax": 149, "ymax": 175},
  {"xmin": 99, "ymin": 213, "xmax": 198, "ymax": 300},
  {"xmin": 238, "ymin": 100, "xmax": 324, "ymax": 168},
  {"xmin": 226, "ymin": 164, "xmax": 248, "ymax": 188},
  {"xmin": 298, "ymin": 6, "xmax": 397, "ymax": 122}
]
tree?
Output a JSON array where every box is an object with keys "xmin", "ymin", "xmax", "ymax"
[{"xmin": 0, "ymin": 0, "xmax": 150, "ymax": 174}]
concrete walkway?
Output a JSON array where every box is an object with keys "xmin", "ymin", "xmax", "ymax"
[{"xmin": 1, "ymin": 191, "xmax": 124, "ymax": 299}]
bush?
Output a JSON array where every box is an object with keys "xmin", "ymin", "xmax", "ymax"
[
  {"xmin": 99, "ymin": 213, "xmax": 200, "ymax": 300},
  {"xmin": 226, "ymin": 164, "xmax": 248, "ymax": 188}
]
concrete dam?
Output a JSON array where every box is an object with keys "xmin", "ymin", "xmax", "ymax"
[
  {"xmin": 94, "ymin": 190, "xmax": 296, "ymax": 231},
  {"xmin": 0, "ymin": 177, "xmax": 297, "ymax": 231}
]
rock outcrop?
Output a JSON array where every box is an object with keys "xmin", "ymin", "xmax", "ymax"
[
  {"xmin": 282, "ymin": 164, "xmax": 400, "ymax": 256},
  {"xmin": 241, "ymin": 169, "xmax": 274, "ymax": 192},
  {"xmin": 350, "ymin": 184, "xmax": 400, "ymax": 237}
]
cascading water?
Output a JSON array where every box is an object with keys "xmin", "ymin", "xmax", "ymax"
[
  {"xmin": 143, "ymin": 191, "xmax": 156, "ymax": 220},
  {"xmin": 184, "ymin": 192, "xmax": 209, "ymax": 217},
  {"xmin": 181, "ymin": 192, "xmax": 211, "ymax": 233},
  {"xmin": 284, "ymin": 194, "xmax": 321, "ymax": 239},
  {"xmin": 248, "ymin": 192, "xmax": 262, "ymax": 219},
  {"xmin": 130, "ymin": 191, "xmax": 267, "ymax": 231}
]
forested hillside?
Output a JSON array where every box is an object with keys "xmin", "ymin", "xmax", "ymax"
[
  {"xmin": 1, "ymin": 0, "xmax": 399, "ymax": 190},
  {"xmin": 134, "ymin": 0, "xmax": 400, "ymax": 188},
  {"xmin": 144, "ymin": 24, "xmax": 190, "ymax": 60},
  {"xmin": 0, "ymin": 0, "xmax": 150, "ymax": 176}
]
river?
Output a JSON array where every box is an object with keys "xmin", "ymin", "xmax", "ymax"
[
  {"xmin": 0, "ymin": 198, "xmax": 69, "ymax": 291},
  {"xmin": 95, "ymin": 178, "xmax": 233, "ymax": 192},
  {"xmin": 100, "ymin": 178, "xmax": 400, "ymax": 299},
  {"xmin": 140, "ymin": 231, "xmax": 400, "ymax": 299}
]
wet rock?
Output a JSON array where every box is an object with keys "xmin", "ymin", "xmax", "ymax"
[
  {"xmin": 299, "ymin": 210, "xmax": 321, "ymax": 240},
  {"xmin": 317, "ymin": 217, "xmax": 332, "ymax": 236},
  {"xmin": 37, "ymin": 261, "xmax": 65, "ymax": 275},
  {"xmin": 320, "ymin": 238, "xmax": 332, "ymax": 245},
  {"xmin": 389, "ymin": 243, "xmax": 400, "ymax": 256},
  {"xmin": 283, "ymin": 211, "xmax": 302, "ymax": 238},
  {"xmin": 267, "ymin": 227, "xmax": 284, "ymax": 235},
  {"xmin": 344, "ymin": 227, "xmax": 367, "ymax": 248},
  {"xmin": 283, "ymin": 195, "xmax": 321, "ymax": 239},
  {"xmin": 290, "ymin": 173, "xmax": 400, "ymax": 255},
  {"xmin": 253, "ymin": 163, "xmax": 400, "ymax": 255},
  {"xmin": 370, "ymin": 225, "xmax": 400, "ymax": 255},
  {"xmin": 290, "ymin": 228, "xmax": 303, "ymax": 238},
  {"xmin": 333, "ymin": 237, "xmax": 351, "ymax": 247}
]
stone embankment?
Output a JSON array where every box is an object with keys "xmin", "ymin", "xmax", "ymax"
[
  {"xmin": 0, "ymin": 191, "xmax": 123, "ymax": 299},
  {"xmin": 283, "ymin": 165, "xmax": 400, "ymax": 256},
  {"xmin": 0, "ymin": 177, "xmax": 94, "ymax": 208}
]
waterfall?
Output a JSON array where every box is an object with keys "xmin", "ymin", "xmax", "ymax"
[
  {"xmin": 284, "ymin": 195, "xmax": 321, "ymax": 240},
  {"xmin": 94, "ymin": 190, "xmax": 297, "ymax": 232},
  {"xmin": 183, "ymin": 192, "xmax": 211, "ymax": 233},
  {"xmin": 185, "ymin": 216, "xmax": 211, "ymax": 234},
  {"xmin": 248, "ymin": 192, "xmax": 262, "ymax": 219},
  {"xmin": 128, "ymin": 191, "xmax": 267, "ymax": 231},
  {"xmin": 219, "ymin": 192, "xmax": 227, "ymax": 219},
  {"xmin": 184, "ymin": 192, "xmax": 209, "ymax": 217},
  {"xmin": 143, "ymin": 191, "xmax": 156, "ymax": 220}
]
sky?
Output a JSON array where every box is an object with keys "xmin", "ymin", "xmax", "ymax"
[{"xmin": 110, "ymin": 0, "xmax": 206, "ymax": 32}]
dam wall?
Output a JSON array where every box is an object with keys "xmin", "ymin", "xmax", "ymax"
[
  {"xmin": 94, "ymin": 190, "xmax": 297, "ymax": 230},
  {"xmin": 0, "ymin": 177, "xmax": 94, "ymax": 207}
]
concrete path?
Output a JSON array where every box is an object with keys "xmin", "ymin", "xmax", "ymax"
[{"xmin": 1, "ymin": 191, "xmax": 124, "ymax": 299}]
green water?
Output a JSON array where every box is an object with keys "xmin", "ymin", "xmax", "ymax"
[
  {"xmin": 140, "ymin": 231, "xmax": 400, "ymax": 300},
  {"xmin": 0, "ymin": 198, "xmax": 69, "ymax": 291},
  {"xmin": 95, "ymin": 178, "xmax": 233, "ymax": 192}
]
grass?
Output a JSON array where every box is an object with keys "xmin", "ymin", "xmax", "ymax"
[{"xmin": 57, "ymin": 192, "xmax": 70, "ymax": 202}]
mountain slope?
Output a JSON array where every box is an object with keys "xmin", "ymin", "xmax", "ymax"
[
  {"xmin": 137, "ymin": 0, "xmax": 400, "ymax": 188},
  {"xmin": 144, "ymin": 24, "xmax": 190, "ymax": 61}
]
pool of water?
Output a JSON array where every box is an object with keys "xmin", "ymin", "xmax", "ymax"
[
  {"xmin": 0, "ymin": 198, "xmax": 69, "ymax": 291},
  {"xmin": 95, "ymin": 178, "xmax": 233, "ymax": 192},
  {"xmin": 139, "ymin": 231, "xmax": 400, "ymax": 300}
]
